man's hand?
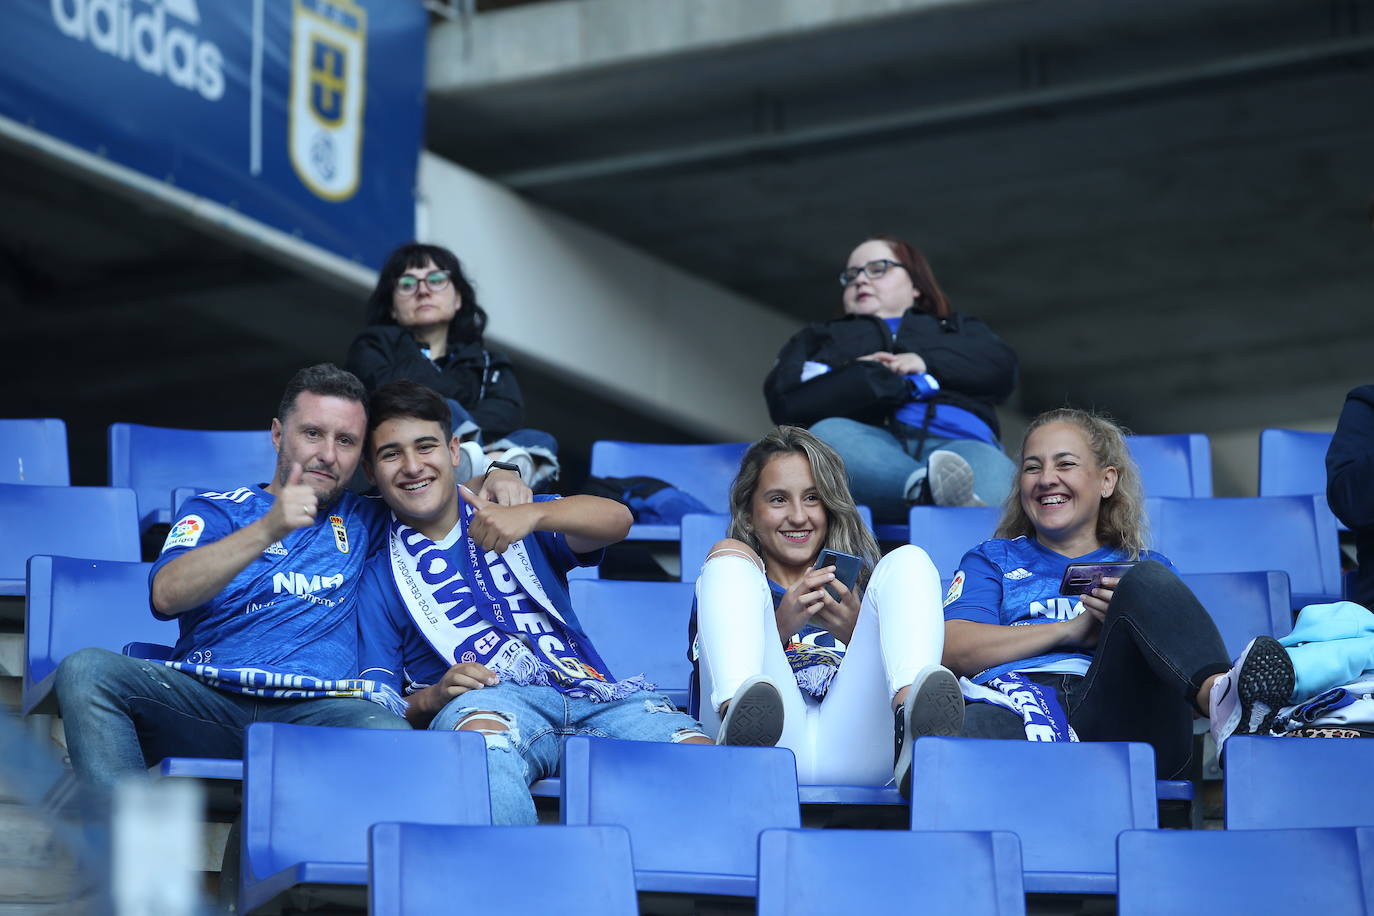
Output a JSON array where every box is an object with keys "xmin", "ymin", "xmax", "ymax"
[
  {"xmin": 460, "ymin": 485, "xmax": 538, "ymax": 553},
  {"xmin": 410, "ymin": 662, "xmax": 500, "ymax": 724},
  {"xmin": 475, "ymin": 468, "xmax": 532, "ymax": 507},
  {"xmin": 263, "ymin": 463, "xmax": 318, "ymax": 540}
]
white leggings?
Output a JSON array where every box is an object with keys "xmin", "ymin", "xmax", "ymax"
[{"xmin": 694, "ymin": 544, "xmax": 945, "ymax": 785}]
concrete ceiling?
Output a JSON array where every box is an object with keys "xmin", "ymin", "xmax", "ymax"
[{"xmin": 427, "ymin": 0, "xmax": 1374, "ymax": 461}]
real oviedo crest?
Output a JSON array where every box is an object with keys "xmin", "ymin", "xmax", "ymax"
[{"xmin": 289, "ymin": 0, "xmax": 366, "ymax": 201}]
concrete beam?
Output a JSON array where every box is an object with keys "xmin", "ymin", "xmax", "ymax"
[
  {"xmin": 417, "ymin": 151, "xmax": 794, "ymax": 441},
  {"xmin": 428, "ymin": 0, "xmax": 994, "ymax": 91}
]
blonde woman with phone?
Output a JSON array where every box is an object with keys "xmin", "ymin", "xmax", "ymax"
[
  {"xmin": 689, "ymin": 426, "xmax": 961, "ymax": 796},
  {"xmin": 936, "ymin": 407, "xmax": 1293, "ymax": 777}
]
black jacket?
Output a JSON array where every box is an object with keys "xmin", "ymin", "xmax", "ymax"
[
  {"xmin": 1327, "ymin": 384, "xmax": 1374, "ymax": 609},
  {"xmin": 346, "ymin": 325, "xmax": 524, "ymax": 440},
  {"xmin": 763, "ymin": 308, "xmax": 1018, "ymax": 437}
]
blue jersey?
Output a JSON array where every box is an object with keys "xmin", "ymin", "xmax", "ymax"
[
  {"xmin": 943, "ymin": 536, "xmax": 1174, "ymax": 684},
  {"xmin": 150, "ymin": 486, "xmax": 386, "ymax": 679},
  {"xmin": 356, "ymin": 507, "xmax": 595, "ymax": 694}
]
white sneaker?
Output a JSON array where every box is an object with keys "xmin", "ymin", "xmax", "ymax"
[
  {"xmin": 927, "ymin": 450, "xmax": 980, "ymax": 507},
  {"xmin": 494, "ymin": 446, "xmax": 535, "ymax": 484},
  {"xmin": 1209, "ymin": 636, "xmax": 1295, "ymax": 754},
  {"xmin": 894, "ymin": 664, "xmax": 964, "ymax": 799},
  {"xmin": 716, "ymin": 676, "xmax": 784, "ymax": 747},
  {"xmin": 458, "ymin": 441, "xmax": 488, "ymax": 482}
]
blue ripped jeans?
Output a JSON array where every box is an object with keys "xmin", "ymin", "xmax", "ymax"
[{"xmin": 431, "ymin": 683, "xmax": 706, "ymax": 824}]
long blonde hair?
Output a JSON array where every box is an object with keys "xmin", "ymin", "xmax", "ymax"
[
  {"xmin": 995, "ymin": 408, "xmax": 1148, "ymax": 558},
  {"xmin": 727, "ymin": 426, "xmax": 882, "ymax": 593}
]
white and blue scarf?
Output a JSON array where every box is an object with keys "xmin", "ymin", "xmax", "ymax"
[
  {"xmin": 159, "ymin": 661, "xmax": 408, "ymax": 717},
  {"xmin": 961, "ymin": 672, "xmax": 1078, "ymax": 742},
  {"xmin": 387, "ymin": 502, "xmax": 650, "ymax": 702}
]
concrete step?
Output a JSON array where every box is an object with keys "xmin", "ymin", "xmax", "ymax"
[
  {"xmin": 0, "ymin": 632, "xmax": 22, "ymax": 678},
  {"xmin": 0, "ymin": 802, "xmax": 85, "ymax": 907}
]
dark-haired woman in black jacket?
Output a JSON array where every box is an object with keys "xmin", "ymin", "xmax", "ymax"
[
  {"xmin": 764, "ymin": 236, "xmax": 1017, "ymax": 523},
  {"xmin": 346, "ymin": 243, "xmax": 558, "ymax": 486}
]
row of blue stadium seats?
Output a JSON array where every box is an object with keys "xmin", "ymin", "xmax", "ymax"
[
  {"xmin": 200, "ymin": 725, "xmax": 1374, "ymax": 912},
  {"xmin": 0, "ymin": 418, "xmax": 1340, "ymax": 528},
  {"xmin": 19, "ymin": 555, "xmax": 1293, "ymax": 718}
]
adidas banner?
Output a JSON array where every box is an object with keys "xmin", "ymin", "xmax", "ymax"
[{"xmin": 0, "ymin": 0, "xmax": 426, "ymax": 267}]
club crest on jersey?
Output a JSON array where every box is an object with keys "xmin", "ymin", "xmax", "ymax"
[
  {"xmin": 163, "ymin": 514, "xmax": 205, "ymax": 551},
  {"xmin": 289, "ymin": 0, "xmax": 366, "ymax": 201},
  {"xmin": 329, "ymin": 515, "xmax": 349, "ymax": 553}
]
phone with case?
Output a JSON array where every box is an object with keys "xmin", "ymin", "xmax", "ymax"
[
  {"xmin": 814, "ymin": 548, "xmax": 862, "ymax": 602},
  {"xmin": 1059, "ymin": 562, "xmax": 1137, "ymax": 596}
]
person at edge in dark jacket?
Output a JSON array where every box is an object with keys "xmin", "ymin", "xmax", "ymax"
[
  {"xmin": 1328, "ymin": 384, "xmax": 1374, "ymax": 611},
  {"xmin": 346, "ymin": 242, "xmax": 558, "ymax": 489},
  {"xmin": 763, "ymin": 235, "xmax": 1018, "ymax": 523}
]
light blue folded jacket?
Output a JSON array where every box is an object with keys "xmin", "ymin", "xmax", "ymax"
[{"xmin": 1279, "ymin": 601, "xmax": 1374, "ymax": 700}]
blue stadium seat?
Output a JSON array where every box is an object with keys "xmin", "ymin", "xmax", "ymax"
[
  {"xmin": 1179, "ymin": 571, "xmax": 1293, "ymax": 659},
  {"xmin": 560, "ymin": 736, "xmax": 800, "ymax": 896},
  {"xmin": 567, "ymin": 579, "xmax": 695, "ymax": 708},
  {"xmin": 108, "ymin": 423, "xmax": 276, "ymax": 531},
  {"xmin": 757, "ymin": 828, "xmax": 1026, "ymax": 916},
  {"xmin": 1258, "ymin": 428, "xmax": 1334, "ymax": 499},
  {"xmin": 0, "ymin": 418, "xmax": 69, "ymax": 485},
  {"xmin": 1127, "ymin": 433, "xmax": 1213, "ymax": 498},
  {"xmin": 906, "ymin": 505, "xmax": 1001, "ymax": 582},
  {"xmin": 1117, "ymin": 827, "xmax": 1374, "ymax": 915},
  {"xmin": 590, "ymin": 440, "xmax": 748, "ymax": 541},
  {"xmin": 369, "ymin": 823, "xmax": 638, "ymax": 916},
  {"xmin": 1224, "ymin": 736, "xmax": 1374, "ymax": 830},
  {"xmin": 678, "ymin": 506, "xmax": 874, "ymax": 582},
  {"xmin": 909, "ymin": 737, "xmax": 1157, "ymax": 894},
  {"xmin": 22, "ymin": 555, "xmax": 168, "ymax": 716},
  {"xmin": 1146, "ymin": 495, "xmax": 1342, "ymax": 608},
  {"xmin": 0, "ymin": 484, "xmax": 140, "ymax": 595},
  {"xmin": 239, "ymin": 723, "xmax": 490, "ymax": 915}
]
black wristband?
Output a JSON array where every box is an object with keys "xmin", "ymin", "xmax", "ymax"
[{"xmin": 485, "ymin": 461, "xmax": 522, "ymax": 475}]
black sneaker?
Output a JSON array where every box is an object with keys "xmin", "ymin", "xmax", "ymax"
[
  {"xmin": 894, "ymin": 665, "xmax": 964, "ymax": 799},
  {"xmin": 716, "ymin": 676, "xmax": 784, "ymax": 747},
  {"xmin": 1209, "ymin": 636, "xmax": 1295, "ymax": 753}
]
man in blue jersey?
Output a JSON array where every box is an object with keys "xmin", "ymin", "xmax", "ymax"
[
  {"xmin": 357, "ymin": 380, "xmax": 711, "ymax": 824},
  {"xmin": 55, "ymin": 364, "xmax": 410, "ymax": 787}
]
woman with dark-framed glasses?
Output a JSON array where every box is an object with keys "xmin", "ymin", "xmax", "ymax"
[
  {"xmin": 346, "ymin": 242, "xmax": 558, "ymax": 487},
  {"xmin": 763, "ymin": 235, "xmax": 1018, "ymax": 523}
]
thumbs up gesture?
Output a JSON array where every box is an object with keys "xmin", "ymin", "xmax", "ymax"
[
  {"xmin": 266, "ymin": 463, "xmax": 319, "ymax": 540},
  {"xmin": 460, "ymin": 485, "xmax": 538, "ymax": 554}
]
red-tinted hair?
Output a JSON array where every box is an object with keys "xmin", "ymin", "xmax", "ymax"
[{"xmin": 864, "ymin": 235, "xmax": 952, "ymax": 319}]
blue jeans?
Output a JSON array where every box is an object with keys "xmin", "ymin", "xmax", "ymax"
[
  {"xmin": 810, "ymin": 417, "xmax": 1014, "ymax": 523},
  {"xmin": 430, "ymin": 683, "xmax": 707, "ymax": 825},
  {"xmin": 55, "ymin": 648, "xmax": 408, "ymax": 788}
]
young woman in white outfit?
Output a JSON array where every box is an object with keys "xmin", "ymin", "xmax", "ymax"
[{"xmin": 690, "ymin": 426, "xmax": 964, "ymax": 794}]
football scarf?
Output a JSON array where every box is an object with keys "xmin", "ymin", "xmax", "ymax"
[
  {"xmin": 159, "ymin": 662, "xmax": 408, "ymax": 717},
  {"xmin": 961, "ymin": 672, "xmax": 1078, "ymax": 742}
]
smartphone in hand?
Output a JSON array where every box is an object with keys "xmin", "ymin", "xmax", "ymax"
[
  {"xmin": 814, "ymin": 548, "xmax": 862, "ymax": 602},
  {"xmin": 1059, "ymin": 562, "xmax": 1137, "ymax": 596}
]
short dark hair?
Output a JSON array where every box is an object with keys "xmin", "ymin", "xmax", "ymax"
[
  {"xmin": 277, "ymin": 363, "xmax": 368, "ymax": 422},
  {"xmin": 366, "ymin": 380, "xmax": 453, "ymax": 458},
  {"xmin": 364, "ymin": 243, "xmax": 488, "ymax": 346}
]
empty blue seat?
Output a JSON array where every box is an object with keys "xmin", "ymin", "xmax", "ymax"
[
  {"xmin": 1146, "ymin": 495, "xmax": 1342, "ymax": 608},
  {"xmin": 1127, "ymin": 433, "xmax": 1213, "ymax": 498},
  {"xmin": 679, "ymin": 506, "xmax": 874, "ymax": 582},
  {"xmin": 369, "ymin": 823, "xmax": 638, "ymax": 915},
  {"xmin": 0, "ymin": 484, "xmax": 140, "ymax": 596},
  {"xmin": 0, "ymin": 418, "xmax": 70, "ymax": 485},
  {"xmin": 907, "ymin": 505, "xmax": 1001, "ymax": 582},
  {"xmin": 108, "ymin": 423, "xmax": 276, "ymax": 531},
  {"xmin": 240, "ymin": 723, "xmax": 490, "ymax": 914},
  {"xmin": 1224, "ymin": 735, "xmax": 1374, "ymax": 830},
  {"xmin": 567, "ymin": 579, "xmax": 695, "ymax": 708},
  {"xmin": 22, "ymin": 555, "xmax": 169, "ymax": 715},
  {"xmin": 560, "ymin": 735, "xmax": 800, "ymax": 896},
  {"xmin": 590, "ymin": 441, "xmax": 749, "ymax": 541},
  {"xmin": 1118, "ymin": 827, "xmax": 1374, "ymax": 915},
  {"xmin": 1259, "ymin": 428, "xmax": 1334, "ymax": 499},
  {"xmin": 1179, "ymin": 571, "xmax": 1293, "ymax": 659},
  {"xmin": 909, "ymin": 737, "xmax": 1157, "ymax": 894},
  {"xmin": 757, "ymin": 828, "xmax": 1025, "ymax": 916}
]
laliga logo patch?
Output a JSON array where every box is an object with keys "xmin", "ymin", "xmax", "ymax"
[
  {"xmin": 163, "ymin": 514, "xmax": 205, "ymax": 551},
  {"xmin": 330, "ymin": 515, "xmax": 349, "ymax": 553},
  {"xmin": 943, "ymin": 570, "xmax": 965, "ymax": 608},
  {"xmin": 289, "ymin": 0, "xmax": 366, "ymax": 201}
]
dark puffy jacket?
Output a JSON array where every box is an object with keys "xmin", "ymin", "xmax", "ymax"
[{"xmin": 1327, "ymin": 385, "xmax": 1374, "ymax": 609}]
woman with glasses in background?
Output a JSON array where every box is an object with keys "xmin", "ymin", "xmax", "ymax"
[
  {"xmin": 346, "ymin": 242, "xmax": 558, "ymax": 487},
  {"xmin": 764, "ymin": 236, "xmax": 1018, "ymax": 523}
]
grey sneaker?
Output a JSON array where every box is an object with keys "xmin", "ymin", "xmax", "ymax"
[
  {"xmin": 495, "ymin": 446, "xmax": 535, "ymax": 484},
  {"xmin": 717, "ymin": 676, "xmax": 784, "ymax": 747},
  {"xmin": 894, "ymin": 664, "xmax": 965, "ymax": 799},
  {"xmin": 1209, "ymin": 636, "xmax": 1294, "ymax": 754},
  {"xmin": 927, "ymin": 450, "xmax": 979, "ymax": 507}
]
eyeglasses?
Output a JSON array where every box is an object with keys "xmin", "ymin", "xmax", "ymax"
[
  {"xmin": 839, "ymin": 259, "xmax": 904, "ymax": 287},
  {"xmin": 395, "ymin": 270, "xmax": 451, "ymax": 296}
]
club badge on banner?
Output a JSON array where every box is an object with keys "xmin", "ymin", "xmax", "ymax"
[{"xmin": 290, "ymin": 0, "xmax": 366, "ymax": 202}]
